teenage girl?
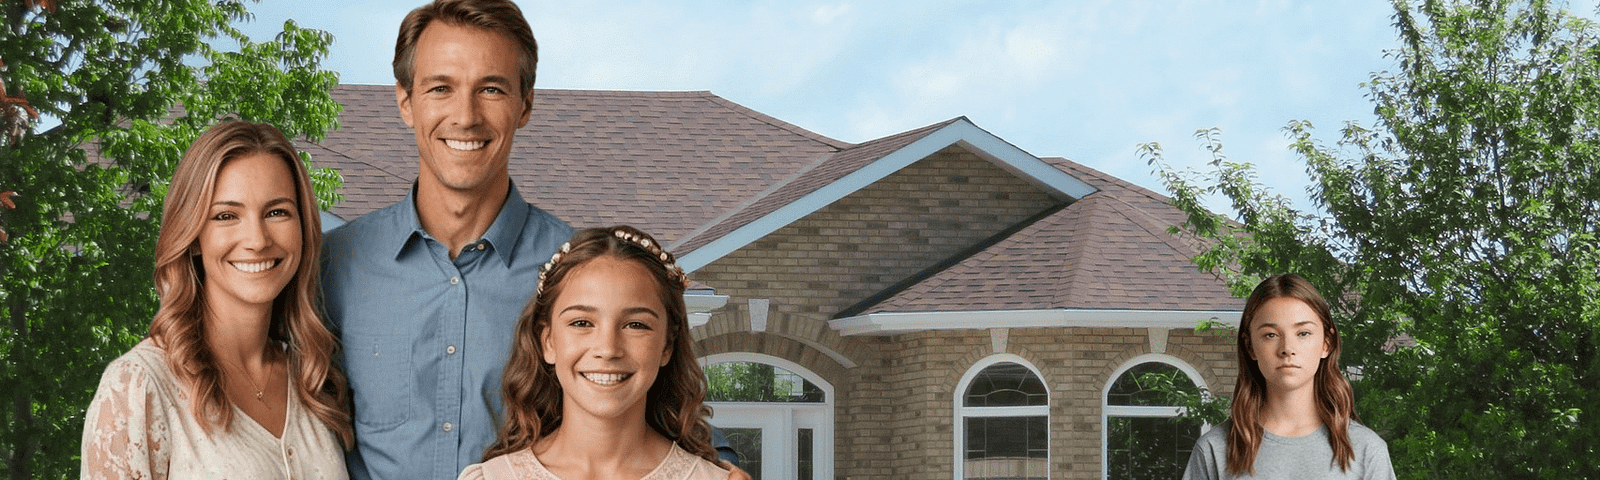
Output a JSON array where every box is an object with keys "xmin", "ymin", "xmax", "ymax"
[{"xmin": 1182, "ymin": 273, "xmax": 1395, "ymax": 479}]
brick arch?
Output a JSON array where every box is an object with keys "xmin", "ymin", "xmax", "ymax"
[
  {"xmin": 1161, "ymin": 342, "xmax": 1226, "ymax": 394},
  {"xmin": 951, "ymin": 337, "xmax": 1050, "ymax": 388},
  {"xmin": 692, "ymin": 330, "xmax": 849, "ymax": 390}
]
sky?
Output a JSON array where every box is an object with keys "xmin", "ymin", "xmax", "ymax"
[{"xmin": 235, "ymin": 1, "xmax": 1420, "ymax": 214}]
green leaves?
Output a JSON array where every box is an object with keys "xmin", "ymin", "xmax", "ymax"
[
  {"xmin": 1, "ymin": 1, "xmax": 343, "ymax": 477},
  {"xmin": 1151, "ymin": 1, "xmax": 1600, "ymax": 477}
]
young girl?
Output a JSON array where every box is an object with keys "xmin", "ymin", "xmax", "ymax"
[
  {"xmin": 1182, "ymin": 273, "xmax": 1395, "ymax": 479},
  {"xmin": 458, "ymin": 226, "xmax": 734, "ymax": 480},
  {"xmin": 81, "ymin": 121, "xmax": 351, "ymax": 479}
]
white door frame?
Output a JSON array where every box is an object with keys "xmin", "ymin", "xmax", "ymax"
[{"xmin": 702, "ymin": 353, "xmax": 834, "ymax": 480}]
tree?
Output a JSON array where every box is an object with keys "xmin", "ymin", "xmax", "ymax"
[
  {"xmin": 1142, "ymin": 0, "xmax": 1600, "ymax": 477},
  {"xmin": 0, "ymin": 1, "xmax": 343, "ymax": 477}
]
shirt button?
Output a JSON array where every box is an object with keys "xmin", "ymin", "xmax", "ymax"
[
  {"xmin": 450, "ymin": 276, "xmax": 460, "ymax": 285},
  {"xmin": 447, "ymin": 344, "xmax": 457, "ymax": 355},
  {"xmin": 477, "ymin": 243, "xmax": 486, "ymax": 251},
  {"xmin": 442, "ymin": 422, "xmax": 453, "ymax": 432}
]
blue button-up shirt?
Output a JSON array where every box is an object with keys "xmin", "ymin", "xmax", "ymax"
[{"xmin": 321, "ymin": 182, "xmax": 572, "ymax": 480}]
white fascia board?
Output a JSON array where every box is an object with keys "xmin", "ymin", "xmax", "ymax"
[
  {"xmin": 828, "ymin": 309, "xmax": 1242, "ymax": 336},
  {"xmin": 680, "ymin": 118, "xmax": 1096, "ymax": 272},
  {"xmin": 685, "ymin": 292, "xmax": 730, "ymax": 328}
]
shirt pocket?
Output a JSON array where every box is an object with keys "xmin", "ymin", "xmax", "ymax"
[{"xmin": 345, "ymin": 332, "xmax": 413, "ymax": 430}]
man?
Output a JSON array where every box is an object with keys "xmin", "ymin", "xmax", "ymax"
[
  {"xmin": 322, "ymin": 1, "xmax": 741, "ymax": 479},
  {"xmin": 320, "ymin": 1, "xmax": 567, "ymax": 479}
]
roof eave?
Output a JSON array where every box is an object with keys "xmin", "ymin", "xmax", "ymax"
[
  {"xmin": 679, "ymin": 117, "xmax": 1097, "ymax": 272},
  {"xmin": 828, "ymin": 308, "xmax": 1242, "ymax": 336}
]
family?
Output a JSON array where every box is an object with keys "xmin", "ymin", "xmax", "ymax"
[{"xmin": 75, "ymin": 0, "xmax": 1396, "ymax": 478}]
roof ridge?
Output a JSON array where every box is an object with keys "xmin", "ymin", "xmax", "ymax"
[
  {"xmin": 299, "ymin": 139, "xmax": 412, "ymax": 182},
  {"xmin": 1101, "ymin": 193, "xmax": 1203, "ymax": 259},
  {"xmin": 1043, "ymin": 156, "xmax": 1176, "ymax": 206},
  {"xmin": 698, "ymin": 92, "xmax": 852, "ymax": 149}
]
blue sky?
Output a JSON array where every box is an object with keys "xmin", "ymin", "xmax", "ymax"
[{"xmin": 233, "ymin": 1, "xmax": 1451, "ymax": 214}]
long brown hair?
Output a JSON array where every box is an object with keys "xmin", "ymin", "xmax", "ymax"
[
  {"xmin": 483, "ymin": 226, "xmax": 719, "ymax": 463},
  {"xmin": 1226, "ymin": 273, "xmax": 1356, "ymax": 475},
  {"xmin": 147, "ymin": 121, "xmax": 352, "ymax": 447}
]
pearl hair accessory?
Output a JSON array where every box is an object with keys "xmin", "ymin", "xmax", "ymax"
[{"xmin": 534, "ymin": 227, "xmax": 689, "ymax": 298}]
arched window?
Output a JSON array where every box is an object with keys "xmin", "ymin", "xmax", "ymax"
[
  {"xmin": 1101, "ymin": 354, "xmax": 1208, "ymax": 480},
  {"xmin": 954, "ymin": 355, "xmax": 1049, "ymax": 480},
  {"xmin": 701, "ymin": 353, "xmax": 832, "ymax": 480}
]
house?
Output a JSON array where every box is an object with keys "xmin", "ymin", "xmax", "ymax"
[{"xmin": 308, "ymin": 84, "xmax": 1243, "ymax": 480}]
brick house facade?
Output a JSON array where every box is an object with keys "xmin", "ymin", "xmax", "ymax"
[{"xmin": 311, "ymin": 85, "xmax": 1242, "ymax": 479}]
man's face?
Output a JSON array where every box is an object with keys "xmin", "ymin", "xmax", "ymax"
[{"xmin": 397, "ymin": 21, "xmax": 531, "ymax": 196}]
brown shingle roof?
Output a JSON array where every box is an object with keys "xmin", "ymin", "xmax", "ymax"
[
  {"xmin": 309, "ymin": 85, "xmax": 846, "ymax": 244},
  {"xmin": 671, "ymin": 118, "xmax": 958, "ymax": 254},
  {"xmin": 859, "ymin": 158, "xmax": 1236, "ymax": 313},
  {"xmin": 313, "ymin": 85, "xmax": 1235, "ymax": 314}
]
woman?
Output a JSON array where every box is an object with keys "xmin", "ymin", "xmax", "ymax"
[
  {"xmin": 459, "ymin": 226, "xmax": 733, "ymax": 479},
  {"xmin": 81, "ymin": 121, "xmax": 351, "ymax": 479},
  {"xmin": 1182, "ymin": 273, "xmax": 1394, "ymax": 479}
]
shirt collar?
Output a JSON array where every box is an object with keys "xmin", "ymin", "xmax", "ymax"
[
  {"xmin": 388, "ymin": 181, "xmax": 531, "ymax": 268},
  {"xmin": 480, "ymin": 182, "xmax": 530, "ymax": 267}
]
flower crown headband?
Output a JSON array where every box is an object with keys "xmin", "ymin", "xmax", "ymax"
[{"xmin": 534, "ymin": 228, "xmax": 689, "ymax": 299}]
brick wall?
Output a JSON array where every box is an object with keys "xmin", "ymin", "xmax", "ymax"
[{"xmin": 686, "ymin": 143, "xmax": 1239, "ymax": 479}]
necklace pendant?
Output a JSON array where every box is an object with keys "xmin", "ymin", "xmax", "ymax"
[{"xmin": 255, "ymin": 391, "xmax": 264, "ymax": 401}]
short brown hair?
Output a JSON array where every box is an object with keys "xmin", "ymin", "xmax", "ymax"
[{"xmin": 393, "ymin": 0, "xmax": 538, "ymax": 95}]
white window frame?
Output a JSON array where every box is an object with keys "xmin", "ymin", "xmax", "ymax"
[
  {"xmin": 700, "ymin": 352, "xmax": 834, "ymax": 480},
  {"xmin": 1099, "ymin": 353, "xmax": 1210, "ymax": 480},
  {"xmin": 953, "ymin": 354, "xmax": 1050, "ymax": 480}
]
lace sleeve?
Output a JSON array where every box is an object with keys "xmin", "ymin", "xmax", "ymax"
[{"xmin": 81, "ymin": 355, "xmax": 172, "ymax": 480}]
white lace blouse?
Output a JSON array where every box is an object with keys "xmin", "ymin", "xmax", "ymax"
[{"xmin": 80, "ymin": 339, "xmax": 348, "ymax": 480}]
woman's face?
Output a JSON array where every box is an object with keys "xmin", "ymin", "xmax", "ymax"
[
  {"xmin": 195, "ymin": 152, "xmax": 302, "ymax": 316},
  {"xmin": 1248, "ymin": 296, "xmax": 1330, "ymax": 395},
  {"xmin": 542, "ymin": 256, "xmax": 671, "ymax": 423}
]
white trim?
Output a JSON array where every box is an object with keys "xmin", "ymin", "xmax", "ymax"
[
  {"xmin": 680, "ymin": 118, "xmax": 1095, "ymax": 272},
  {"xmin": 748, "ymin": 298, "xmax": 770, "ymax": 332},
  {"xmin": 1098, "ymin": 353, "xmax": 1210, "ymax": 480},
  {"xmin": 953, "ymin": 354, "xmax": 1051, "ymax": 480},
  {"xmin": 700, "ymin": 353, "xmax": 834, "ymax": 480},
  {"xmin": 685, "ymin": 291, "xmax": 729, "ymax": 328},
  {"xmin": 831, "ymin": 309, "xmax": 1241, "ymax": 336}
]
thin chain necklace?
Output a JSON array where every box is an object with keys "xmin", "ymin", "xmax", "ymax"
[{"xmin": 228, "ymin": 356, "xmax": 272, "ymax": 403}]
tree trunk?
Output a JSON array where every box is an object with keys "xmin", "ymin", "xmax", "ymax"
[{"xmin": 9, "ymin": 297, "xmax": 30, "ymax": 480}]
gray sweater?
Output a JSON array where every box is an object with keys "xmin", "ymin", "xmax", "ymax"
[{"xmin": 1182, "ymin": 421, "xmax": 1396, "ymax": 480}]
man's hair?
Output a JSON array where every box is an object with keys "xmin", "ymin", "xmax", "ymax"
[{"xmin": 393, "ymin": 0, "xmax": 538, "ymax": 95}]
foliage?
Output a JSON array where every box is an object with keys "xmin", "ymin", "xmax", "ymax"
[
  {"xmin": 704, "ymin": 361, "xmax": 822, "ymax": 403},
  {"xmin": 1142, "ymin": 0, "xmax": 1600, "ymax": 477},
  {"xmin": 1138, "ymin": 369, "xmax": 1232, "ymax": 427},
  {"xmin": 0, "ymin": 0, "xmax": 342, "ymax": 477}
]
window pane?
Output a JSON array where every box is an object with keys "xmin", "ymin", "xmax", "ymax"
[
  {"xmin": 1106, "ymin": 415, "xmax": 1203, "ymax": 480},
  {"xmin": 963, "ymin": 362, "xmax": 1047, "ymax": 407},
  {"xmin": 705, "ymin": 361, "xmax": 825, "ymax": 403},
  {"xmin": 963, "ymin": 416, "xmax": 1047, "ymax": 480},
  {"xmin": 1107, "ymin": 362, "xmax": 1197, "ymax": 406},
  {"xmin": 724, "ymin": 427, "xmax": 763, "ymax": 480},
  {"xmin": 797, "ymin": 428, "xmax": 813, "ymax": 480}
]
